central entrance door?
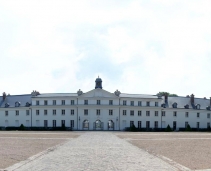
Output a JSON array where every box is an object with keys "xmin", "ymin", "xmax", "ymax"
[
  {"xmin": 108, "ymin": 120, "xmax": 114, "ymax": 130},
  {"xmin": 93, "ymin": 120, "xmax": 104, "ymax": 130}
]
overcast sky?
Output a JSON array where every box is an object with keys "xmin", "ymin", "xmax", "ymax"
[{"xmin": 0, "ymin": 0, "xmax": 211, "ymax": 98}]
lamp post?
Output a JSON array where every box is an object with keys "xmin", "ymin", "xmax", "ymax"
[{"xmin": 79, "ymin": 116, "xmax": 80, "ymax": 130}]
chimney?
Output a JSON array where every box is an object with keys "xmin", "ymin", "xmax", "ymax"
[
  {"xmin": 191, "ymin": 94, "xmax": 194, "ymax": 105},
  {"xmin": 164, "ymin": 93, "xmax": 168, "ymax": 103},
  {"xmin": 2, "ymin": 92, "xmax": 6, "ymax": 100}
]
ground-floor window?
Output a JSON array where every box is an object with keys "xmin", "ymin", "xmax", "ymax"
[
  {"xmin": 154, "ymin": 121, "xmax": 158, "ymax": 128},
  {"xmin": 70, "ymin": 120, "xmax": 74, "ymax": 128},
  {"xmin": 108, "ymin": 120, "xmax": 114, "ymax": 128},
  {"xmin": 197, "ymin": 122, "xmax": 200, "ymax": 129},
  {"xmin": 138, "ymin": 121, "xmax": 141, "ymax": 129},
  {"xmin": 44, "ymin": 120, "xmax": 48, "ymax": 127},
  {"xmin": 36, "ymin": 120, "xmax": 40, "ymax": 127},
  {"xmin": 83, "ymin": 120, "xmax": 89, "ymax": 128},
  {"xmin": 130, "ymin": 121, "xmax": 134, "ymax": 127},
  {"xmin": 207, "ymin": 122, "xmax": 210, "ymax": 129},
  {"xmin": 61, "ymin": 120, "xmax": 65, "ymax": 127},
  {"xmin": 15, "ymin": 120, "xmax": 19, "ymax": 127},
  {"xmin": 146, "ymin": 121, "xmax": 150, "ymax": 129},
  {"xmin": 26, "ymin": 120, "xmax": 30, "ymax": 127},
  {"xmin": 53, "ymin": 120, "xmax": 56, "ymax": 127}
]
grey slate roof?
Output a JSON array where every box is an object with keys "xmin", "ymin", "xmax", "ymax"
[
  {"xmin": 120, "ymin": 93, "xmax": 158, "ymax": 99},
  {"xmin": 36, "ymin": 93, "xmax": 78, "ymax": 98},
  {"xmin": 161, "ymin": 96, "xmax": 211, "ymax": 110},
  {"xmin": 0, "ymin": 94, "xmax": 32, "ymax": 108}
]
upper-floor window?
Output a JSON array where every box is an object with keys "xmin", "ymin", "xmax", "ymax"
[
  {"xmin": 5, "ymin": 111, "xmax": 8, "ymax": 116},
  {"xmin": 44, "ymin": 110, "xmax": 47, "ymax": 115},
  {"xmin": 26, "ymin": 110, "xmax": 29, "ymax": 115},
  {"xmin": 130, "ymin": 101, "xmax": 134, "ymax": 106},
  {"xmin": 53, "ymin": 100, "xmax": 56, "ymax": 105},
  {"xmin": 62, "ymin": 109, "xmax": 65, "ymax": 115},
  {"xmin": 173, "ymin": 111, "xmax": 177, "ymax": 117},
  {"xmin": 71, "ymin": 100, "xmax": 74, "ymax": 105},
  {"xmin": 36, "ymin": 110, "xmax": 39, "ymax": 115},
  {"xmin": 71, "ymin": 110, "xmax": 74, "ymax": 115},
  {"xmin": 109, "ymin": 100, "xmax": 113, "ymax": 105},
  {"xmin": 197, "ymin": 113, "xmax": 200, "ymax": 118},
  {"xmin": 61, "ymin": 100, "xmax": 65, "ymax": 105},
  {"xmin": 138, "ymin": 111, "xmax": 141, "ymax": 116},
  {"xmin": 84, "ymin": 109, "xmax": 88, "ymax": 115},
  {"xmin": 53, "ymin": 110, "xmax": 56, "ymax": 115},
  {"xmin": 146, "ymin": 111, "xmax": 150, "ymax": 116},
  {"xmin": 185, "ymin": 112, "xmax": 189, "ymax": 117},
  {"xmin": 96, "ymin": 109, "xmax": 100, "ymax": 115},
  {"xmin": 36, "ymin": 101, "xmax": 39, "ymax": 105},
  {"xmin": 84, "ymin": 100, "xmax": 88, "ymax": 105},
  {"xmin": 207, "ymin": 113, "xmax": 210, "ymax": 118},
  {"xmin": 162, "ymin": 111, "xmax": 165, "ymax": 116},
  {"xmin": 16, "ymin": 110, "xmax": 19, "ymax": 116},
  {"xmin": 155, "ymin": 102, "xmax": 158, "ymax": 107},
  {"xmin": 97, "ymin": 100, "xmax": 100, "ymax": 105},
  {"xmin": 130, "ymin": 110, "xmax": 134, "ymax": 116},
  {"xmin": 146, "ymin": 102, "xmax": 150, "ymax": 106},
  {"xmin": 123, "ymin": 100, "xmax": 127, "ymax": 106},
  {"xmin": 109, "ymin": 110, "xmax": 113, "ymax": 115},
  {"xmin": 123, "ymin": 110, "xmax": 126, "ymax": 115},
  {"xmin": 44, "ymin": 100, "xmax": 48, "ymax": 105},
  {"xmin": 155, "ymin": 111, "xmax": 158, "ymax": 116},
  {"xmin": 138, "ymin": 101, "xmax": 142, "ymax": 106}
]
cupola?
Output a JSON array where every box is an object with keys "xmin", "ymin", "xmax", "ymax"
[{"xmin": 95, "ymin": 76, "xmax": 102, "ymax": 89}]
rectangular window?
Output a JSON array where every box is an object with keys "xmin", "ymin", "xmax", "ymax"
[
  {"xmin": 109, "ymin": 110, "xmax": 113, "ymax": 115},
  {"xmin": 71, "ymin": 100, "xmax": 74, "ymax": 105},
  {"xmin": 44, "ymin": 100, "xmax": 48, "ymax": 105},
  {"xmin": 146, "ymin": 101, "xmax": 150, "ymax": 106},
  {"xmin": 130, "ymin": 101, "xmax": 134, "ymax": 106},
  {"xmin": 15, "ymin": 120, "xmax": 19, "ymax": 127},
  {"xmin": 44, "ymin": 110, "xmax": 47, "ymax": 115},
  {"xmin": 138, "ymin": 121, "xmax": 141, "ymax": 129},
  {"xmin": 207, "ymin": 122, "xmax": 210, "ymax": 129},
  {"xmin": 138, "ymin": 111, "xmax": 142, "ymax": 116},
  {"xmin": 62, "ymin": 110, "xmax": 65, "ymax": 115},
  {"xmin": 71, "ymin": 110, "xmax": 74, "ymax": 115},
  {"xmin": 197, "ymin": 113, "xmax": 200, "ymax": 118},
  {"xmin": 97, "ymin": 100, "xmax": 101, "ymax": 105},
  {"xmin": 44, "ymin": 120, "xmax": 48, "ymax": 127},
  {"xmin": 62, "ymin": 100, "xmax": 65, "ymax": 105},
  {"xmin": 146, "ymin": 121, "xmax": 150, "ymax": 129},
  {"xmin": 36, "ymin": 100, "xmax": 39, "ymax": 105},
  {"xmin": 70, "ymin": 120, "xmax": 74, "ymax": 128},
  {"xmin": 123, "ymin": 100, "xmax": 127, "ymax": 106},
  {"xmin": 155, "ymin": 102, "xmax": 158, "ymax": 107},
  {"xmin": 154, "ymin": 121, "xmax": 158, "ymax": 128},
  {"xmin": 16, "ymin": 110, "xmax": 19, "ymax": 116},
  {"xmin": 173, "ymin": 111, "xmax": 177, "ymax": 117},
  {"xmin": 138, "ymin": 101, "xmax": 142, "ymax": 106},
  {"xmin": 197, "ymin": 122, "xmax": 200, "ymax": 129},
  {"xmin": 84, "ymin": 100, "xmax": 88, "ymax": 105},
  {"xmin": 130, "ymin": 121, "xmax": 134, "ymax": 127},
  {"xmin": 5, "ymin": 111, "xmax": 8, "ymax": 116},
  {"xmin": 185, "ymin": 122, "xmax": 188, "ymax": 128},
  {"xmin": 84, "ymin": 109, "xmax": 88, "ymax": 115},
  {"xmin": 36, "ymin": 110, "xmax": 39, "ymax": 115},
  {"xmin": 53, "ymin": 110, "xmax": 56, "ymax": 115},
  {"xmin": 123, "ymin": 110, "xmax": 127, "ymax": 115},
  {"xmin": 26, "ymin": 110, "xmax": 29, "ymax": 115},
  {"xmin": 130, "ymin": 110, "xmax": 134, "ymax": 116},
  {"xmin": 208, "ymin": 113, "xmax": 210, "ymax": 118},
  {"xmin": 96, "ymin": 109, "xmax": 100, "ymax": 115},
  {"xmin": 61, "ymin": 120, "xmax": 65, "ymax": 127},
  {"xmin": 155, "ymin": 111, "xmax": 158, "ymax": 116},
  {"xmin": 53, "ymin": 120, "xmax": 56, "ymax": 127},
  {"xmin": 162, "ymin": 111, "xmax": 165, "ymax": 116},
  {"xmin": 53, "ymin": 100, "xmax": 56, "ymax": 105},
  {"xmin": 185, "ymin": 112, "xmax": 189, "ymax": 117},
  {"xmin": 109, "ymin": 100, "xmax": 113, "ymax": 105},
  {"xmin": 146, "ymin": 111, "xmax": 150, "ymax": 116}
]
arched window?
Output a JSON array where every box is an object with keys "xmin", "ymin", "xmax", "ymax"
[
  {"xmin": 95, "ymin": 120, "xmax": 101, "ymax": 128},
  {"xmin": 108, "ymin": 120, "xmax": 114, "ymax": 128},
  {"xmin": 172, "ymin": 102, "xmax": 177, "ymax": 108},
  {"xmin": 83, "ymin": 120, "xmax": 89, "ymax": 128}
]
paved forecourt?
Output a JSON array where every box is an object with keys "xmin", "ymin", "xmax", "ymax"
[{"xmin": 6, "ymin": 132, "xmax": 178, "ymax": 171}]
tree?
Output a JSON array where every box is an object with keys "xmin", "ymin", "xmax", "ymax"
[
  {"xmin": 157, "ymin": 92, "xmax": 178, "ymax": 97},
  {"xmin": 185, "ymin": 124, "xmax": 192, "ymax": 131},
  {"xmin": 19, "ymin": 124, "xmax": 25, "ymax": 130},
  {"xmin": 165, "ymin": 124, "xmax": 172, "ymax": 132}
]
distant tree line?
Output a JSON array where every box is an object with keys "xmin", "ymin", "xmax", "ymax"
[{"xmin": 156, "ymin": 92, "xmax": 178, "ymax": 97}]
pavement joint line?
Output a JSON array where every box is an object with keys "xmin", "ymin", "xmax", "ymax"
[
  {"xmin": 125, "ymin": 138, "xmax": 211, "ymax": 140},
  {"xmin": 0, "ymin": 137, "xmax": 73, "ymax": 140}
]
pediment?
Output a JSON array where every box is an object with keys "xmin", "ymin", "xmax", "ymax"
[{"xmin": 80, "ymin": 89, "xmax": 117, "ymax": 98}]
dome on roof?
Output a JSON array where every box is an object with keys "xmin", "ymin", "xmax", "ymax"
[
  {"xmin": 95, "ymin": 77, "xmax": 102, "ymax": 82},
  {"xmin": 95, "ymin": 76, "xmax": 102, "ymax": 89}
]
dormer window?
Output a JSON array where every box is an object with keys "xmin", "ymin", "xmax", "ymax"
[
  {"xmin": 5, "ymin": 103, "xmax": 9, "ymax": 108},
  {"xmin": 161, "ymin": 103, "xmax": 166, "ymax": 108},
  {"xmin": 25, "ymin": 102, "xmax": 31, "ymax": 107},
  {"xmin": 15, "ymin": 102, "xmax": 21, "ymax": 107},
  {"xmin": 196, "ymin": 104, "xmax": 200, "ymax": 110},
  {"xmin": 172, "ymin": 102, "xmax": 177, "ymax": 108},
  {"xmin": 184, "ymin": 104, "xmax": 189, "ymax": 109}
]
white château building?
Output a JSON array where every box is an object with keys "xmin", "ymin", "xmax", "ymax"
[{"xmin": 0, "ymin": 77, "xmax": 211, "ymax": 131}]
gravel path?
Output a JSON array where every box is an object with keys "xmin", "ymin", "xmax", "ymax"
[{"xmin": 7, "ymin": 132, "xmax": 179, "ymax": 171}]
